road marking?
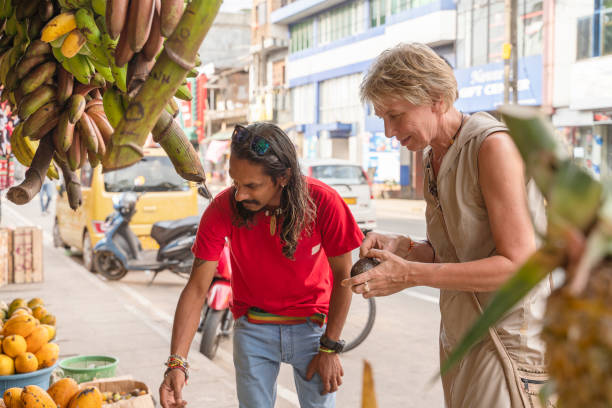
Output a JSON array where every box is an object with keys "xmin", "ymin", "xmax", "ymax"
[{"xmin": 401, "ymin": 288, "xmax": 439, "ymax": 304}]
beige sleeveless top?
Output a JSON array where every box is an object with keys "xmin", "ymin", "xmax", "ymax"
[{"xmin": 424, "ymin": 112, "xmax": 550, "ymax": 369}]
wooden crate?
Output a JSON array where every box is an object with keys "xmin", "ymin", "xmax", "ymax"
[
  {"xmin": 12, "ymin": 227, "xmax": 43, "ymax": 284},
  {"xmin": 0, "ymin": 228, "xmax": 12, "ymax": 287}
]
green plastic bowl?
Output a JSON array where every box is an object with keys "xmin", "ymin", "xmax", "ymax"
[{"xmin": 59, "ymin": 355, "xmax": 118, "ymax": 383}]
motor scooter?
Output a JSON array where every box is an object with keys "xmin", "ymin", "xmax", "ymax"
[
  {"xmin": 198, "ymin": 243, "xmax": 233, "ymax": 359},
  {"xmin": 92, "ymin": 189, "xmax": 202, "ymax": 283}
]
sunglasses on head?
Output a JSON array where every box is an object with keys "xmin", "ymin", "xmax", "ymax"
[{"xmin": 232, "ymin": 125, "xmax": 272, "ymax": 156}]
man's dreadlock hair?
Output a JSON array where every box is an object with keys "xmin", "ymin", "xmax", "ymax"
[{"xmin": 230, "ymin": 122, "xmax": 316, "ymax": 259}]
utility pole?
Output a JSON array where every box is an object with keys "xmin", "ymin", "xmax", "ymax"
[{"xmin": 504, "ymin": 0, "xmax": 518, "ymax": 104}]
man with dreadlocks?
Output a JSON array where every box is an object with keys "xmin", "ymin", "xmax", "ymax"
[{"xmin": 159, "ymin": 123, "xmax": 363, "ymax": 408}]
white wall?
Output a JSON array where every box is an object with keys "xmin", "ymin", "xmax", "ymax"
[{"xmin": 553, "ymin": 0, "xmax": 593, "ymax": 108}]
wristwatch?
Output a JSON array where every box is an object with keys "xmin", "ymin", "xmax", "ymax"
[{"xmin": 319, "ymin": 335, "xmax": 346, "ymax": 353}]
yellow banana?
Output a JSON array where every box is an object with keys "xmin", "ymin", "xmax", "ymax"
[
  {"xmin": 60, "ymin": 29, "xmax": 86, "ymax": 58},
  {"xmin": 41, "ymin": 12, "xmax": 77, "ymax": 43}
]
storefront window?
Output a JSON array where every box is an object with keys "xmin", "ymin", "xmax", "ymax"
[{"xmin": 557, "ymin": 125, "xmax": 612, "ymax": 181}]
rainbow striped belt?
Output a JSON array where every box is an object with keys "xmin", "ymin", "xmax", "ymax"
[{"xmin": 246, "ymin": 307, "xmax": 327, "ymax": 327}]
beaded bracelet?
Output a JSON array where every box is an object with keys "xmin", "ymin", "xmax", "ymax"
[
  {"xmin": 165, "ymin": 355, "xmax": 189, "ymax": 383},
  {"xmin": 164, "ymin": 366, "xmax": 189, "ymax": 383}
]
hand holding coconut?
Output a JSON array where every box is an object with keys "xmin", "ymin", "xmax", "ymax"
[{"xmin": 343, "ymin": 248, "xmax": 417, "ymax": 297}]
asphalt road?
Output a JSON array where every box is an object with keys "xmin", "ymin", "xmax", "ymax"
[{"xmin": 3, "ymin": 194, "xmax": 443, "ymax": 408}]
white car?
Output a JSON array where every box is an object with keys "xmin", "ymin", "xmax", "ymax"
[{"xmin": 301, "ymin": 158, "xmax": 376, "ymax": 233}]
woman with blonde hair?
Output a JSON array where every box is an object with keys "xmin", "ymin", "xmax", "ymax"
[{"xmin": 343, "ymin": 43, "xmax": 550, "ymax": 407}]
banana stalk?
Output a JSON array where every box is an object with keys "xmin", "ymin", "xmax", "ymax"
[
  {"xmin": 6, "ymin": 135, "xmax": 55, "ymax": 205},
  {"xmin": 102, "ymin": 0, "xmax": 221, "ymax": 174},
  {"xmin": 148, "ymin": 109, "xmax": 205, "ymax": 182},
  {"xmin": 55, "ymin": 153, "xmax": 82, "ymax": 210}
]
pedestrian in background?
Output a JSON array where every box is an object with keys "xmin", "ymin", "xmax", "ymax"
[
  {"xmin": 160, "ymin": 123, "xmax": 363, "ymax": 408},
  {"xmin": 343, "ymin": 43, "xmax": 551, "ymax": 408},
  {"xmin": 39, "ymin": 178, "xmax": 54, "ymax": 214}
]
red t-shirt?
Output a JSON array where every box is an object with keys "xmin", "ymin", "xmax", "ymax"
[{"xmin": 192, "ymin": 177, "xmax": 364, "ymax": 319}]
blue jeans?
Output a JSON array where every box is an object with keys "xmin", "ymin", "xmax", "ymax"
[
  {"xmin": 39, "ymin": 182, "xmax": 53, "ymax": 212},
  {"xmin": 233, "ymin": 316, "xmax": 335, "ymax": 408}
]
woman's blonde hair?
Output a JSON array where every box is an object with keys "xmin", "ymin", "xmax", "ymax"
[{"xmin": 360, "ymin": 43, "xmax": 458, "ymax": 112}]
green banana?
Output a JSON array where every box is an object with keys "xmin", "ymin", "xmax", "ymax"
[
  {"xmin": 52, "ymin": 46, "xmax": 64, "ymax": 62},
  {"xmin": 0, "ymin": 0, "xmax": 12, "ymax": 19},
  {"xmin": 100, "ymin": 31, "xmax": 126, "ymax": 92},
  {"xmin": 20, "ymin": 61, "xmax": 57, "ymax": 95},
  {"xmin": 63, "ymin": 54, "xmax": 92, "ymax": 84},
  {"xmin": 88, "ymin": 56, "xmax": 114, "ymax": 83},
  {"xmin": 75, "ymin": 8, "xmax": 101, "ymax": 45},
  {"xmin": 17, "ymin": 84, "xmax": 56, "ymax": 120},
  {"xmin": 91, "ymin": 0, "xmax": 105, "ymax": 16},
  {"xmin": 4, "ymin": 11, "xmax": 16, "ymax": 36},
  {"xmin": 0, "ymin": 47, "xmax": 15, "ymax": 84},
  {"xmin": 87, "ymin": 42, "xmax": 109, "ymax": 65},
  {"xmin": 175, "ymin": 84, "xmax": 192, "ymax": 101},
  {"xmin": 49, "ymin": 32, "xmax": 68, "ymax": 48},
  {"xmin": 67, "ymin": 93, "xmax": 86, "ymax": 123},
  {"xmin": 102, "ymin": 86, "xmax": 125, "ymax": 128}
]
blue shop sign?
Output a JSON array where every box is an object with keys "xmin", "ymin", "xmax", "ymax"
[{"xmin": 454, "ymin": 55, "xmax": 542, "ymax": 113}]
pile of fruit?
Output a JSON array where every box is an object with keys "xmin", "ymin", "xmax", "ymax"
[
  {"xmin": 0, "ymin": 298, "xmax": 58, "ymax": 375},
  {"xmin": 101, "ymin": 388, "xmax": 147, "ymax": 403},
  {"xmin": 1, "ymin": 0, "xmax": 214, "ymax": 208},
  {"xmin": 4, "ymin": 379, "xmax": 103, "ymax": 408}
]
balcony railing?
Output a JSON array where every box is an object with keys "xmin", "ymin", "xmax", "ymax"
[{"xmin": 577, "ymin": 8, "xmax": 612, "ymax": 60}]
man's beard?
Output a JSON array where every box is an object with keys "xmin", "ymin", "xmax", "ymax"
[{"xmin": 236, "ymin": 200, "xmax": 262, "ymax": 219}]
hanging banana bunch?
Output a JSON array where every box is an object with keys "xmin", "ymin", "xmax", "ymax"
[{"xmin": 0, "ymin": 0, "xmax": 215, "ymax": 207}]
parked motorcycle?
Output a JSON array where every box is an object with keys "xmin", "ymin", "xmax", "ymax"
[
  {"xmin": 92, "ymin": 189, "xmax": 202, "ymax": 283},
  {"xmin": 198, "ymin": 243, "xmax": 233, "ymax": 359}
]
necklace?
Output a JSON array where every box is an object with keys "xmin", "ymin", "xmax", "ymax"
[{"xmin": 264, "ymin": 208, "xmax": 283, "ymax": 236}]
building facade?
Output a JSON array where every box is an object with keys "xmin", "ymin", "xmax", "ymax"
[
  {"xmin": 552, "ymin": 0, "xmax": 612, "ymax": 181},
  {"xmin": 249, "ymin": 0, "xmax": 292, "ymax": 127},
  {"xmin": 273, "ymin": 0, "xmax": 457, "ymax": 197}
]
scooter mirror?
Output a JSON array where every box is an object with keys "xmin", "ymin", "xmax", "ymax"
[{"xmin": 198, "ymin": 184, "xmax": 212, "ymax": 200}]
